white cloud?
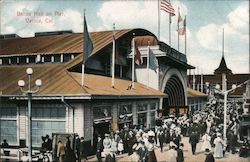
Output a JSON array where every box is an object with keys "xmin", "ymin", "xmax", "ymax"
[
  {"xmin": 57, "ymin": 9, "xmax": 83, "ymax": 32},
  {"xmin": 97, "ymin": 1, "xmax": 158, "ymax": 31},
  {"xmin": 196, "ymin": 23, "xmax": 221, "ymax": 51},
  {"xmin": 227, "ymin": 2, "xmax": 249, "ymax": 34}
]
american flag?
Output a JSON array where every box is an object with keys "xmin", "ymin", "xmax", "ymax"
[
  {"xmin": 177, "ymin": 17, "xmax": 186, "ymax": 35},
  {"xmin": 160, "ymin": 0, "xmax": 175, "ymax": 16}
]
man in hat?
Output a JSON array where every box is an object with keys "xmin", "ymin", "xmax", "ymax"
[
  {"xmin": 189, "ymin": 131, "xmax": 199, "ymax": 155},
  {"xmin": 96, "ymin": 136, "xmax": 103, "ymax": 162},
  {"xmin": 204, "ymin": 148, "xmax": 215, "ymax": 162},
  {"xmin": 176, "ymin": 143, "xmax": 184, "ymax": 162},
  {"xmin": 158, "ymin": 129, "xmax": 164, "ymax": 152},
  {"xmin": 80, "ymin": 137, "xmax": 88, "ymax": 161}
]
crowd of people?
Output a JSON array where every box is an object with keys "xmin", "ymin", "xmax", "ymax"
[
  {"xmin": 37, "ymin": 100, "xmax": 249, "ymax": 162},
  {"xmin": 89, "ymin": 100, "xmax": 249, "ymax": 162}
]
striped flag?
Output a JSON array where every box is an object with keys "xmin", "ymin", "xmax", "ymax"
[
  {"xmin": 134, "ymin": 38, "xmax": 143, "ymax": 65},
  {"xmin": 177, "ymin": 17, "xmax": 186, "ymax": 35},
  {"xmin": 160, "ymin": 0, "xmax": 175, "ymax": 16}
]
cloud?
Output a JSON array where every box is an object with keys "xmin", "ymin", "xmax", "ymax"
[
  {"xmin": 196, "ymin": 23, "xmax": 221, "ymax": 51},
  {"xmin": 97, "ymin": 1, "xmax": 158, "ymax": 31},
  {"xmin": 227, "ymin": 2, "xmax": 249, "ymax": 34},
  {"xmin": 57, "ymin": 9, "xmax": 84, "ymax": 32}
]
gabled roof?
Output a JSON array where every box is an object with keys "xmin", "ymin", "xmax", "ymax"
[
  {"xmin": 214, "ymin": 56, "xmax": 232, "ymax": 75},
  {"xmin": 0, "ymin": 29, "xmax": 132, "ymax": 57},
  {"xmin": 0, "ymin": 64, "xmax": 165, "ymax": 98}
]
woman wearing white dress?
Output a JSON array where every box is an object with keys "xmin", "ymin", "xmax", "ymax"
[
  {"xmin": 201, "ymin": 133, "xmax": 212, "ymax": 152},
  {"xmin": 213, "ymin": 133, "xmax": 224, "ymax": 158}
]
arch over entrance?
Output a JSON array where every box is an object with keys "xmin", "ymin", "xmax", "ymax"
[
  {"xmin": 161, "ymin": 68, "xmax": 187, "ymax": 110},
  {"xmin": 163, "ymin": 75, "xmax": 185, "ymax": 106}
]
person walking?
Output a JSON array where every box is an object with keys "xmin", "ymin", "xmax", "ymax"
[
  {"xmin": 176, "ymin": 143, "xmax": 184, "ymax": 162},
  {"xmin": 57, "ymin": 140, "xmax": 65, "ymax": 162},
  {"xmin": 146, "ymin": 131, "xmax": 157, "ymax": 162},
  {"xmin": 158, "ymin": 129, "xmax": 164, "ymax": 152},
  {"xmin": 189, "ymin": 131, "xmax": 199, "ymax": 155},
  {"xmin": 204, "ymin": 148, "xmax": 215, "ymax": 162},
  {"xmin": 65, "ymin": 142, "xmax": 76, "ymax": 162},
  {"xmin": 167, "ymin": 142, "xmax": 178, "ymax": 162},
  {"xmin": 75, "ymin": 135, "xmax": 81, "ymax": 162},
  {"xmin": 213, "ymin": 133, "xmax": 224, "ymax": 158},
  {"xmin": 201, "ymin": 133, "xmax": 212, "ymax": 152},
  {"xmin": 96, "ymin": 136, "xmax": 103, "ymax": 162},
  {"xmin": 80, "ymin": 137, "xmax": 88, "ymax": 161}
]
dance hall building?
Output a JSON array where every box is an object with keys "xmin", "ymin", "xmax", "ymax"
[{"xmin": 0, "ymin": 28, "xmax": 192, "ymax": 149}]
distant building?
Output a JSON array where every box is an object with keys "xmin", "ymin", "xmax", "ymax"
[
  {"xmin": 0, "ymin": 28, "xmax": 192, "ymax": 150},
  {"xmin": 187, "ymin": 55, "xmax": 250, "ymax": 113}
]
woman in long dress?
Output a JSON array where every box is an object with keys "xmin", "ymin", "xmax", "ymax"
[
  {"xmin": 201, "ymin": 133, "xmax": 212, "ymax": 152},
  {"xmin": 213, "ymin": 133, "xmax": 224, "ymax": 158},
  {"xmin": 146, "ymin": 131, "xmax": 157, "ymax": 162}
]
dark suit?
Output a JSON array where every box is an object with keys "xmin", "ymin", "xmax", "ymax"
[
  {"xmin": 176, "ymin": 148, "xmax": 184, "ymax": 162},
  {"xmin": 189, "ymin": 132, "xmax": 199, "ymax": 155},
  {"xmin": 96, "ymin": 139, "xmax": 103, "ymax": 162},
  {"xmin": 205, "ymin": 153, "xmax": 215, "ymax": 162}
]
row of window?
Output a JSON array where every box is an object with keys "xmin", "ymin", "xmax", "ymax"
[
  {"xmin": 0, "ymin": 103, "xmax": 157, "ymax": 146},
  {"xmin": 0, "ymin": 53, "xmax": 79, "ymax": 65},
  {"xmin": 0, "ymin": 107, "xmax": 66, "ymax": 146}
]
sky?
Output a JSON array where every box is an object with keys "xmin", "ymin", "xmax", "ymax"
[{"xmin": 0, "ymin": 0, "xmax": 249, "ymax": 74}]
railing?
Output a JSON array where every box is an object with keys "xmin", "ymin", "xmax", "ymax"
[{"xmin": 159, "ymin": 42, "xmax": 187, "ymax": 63}]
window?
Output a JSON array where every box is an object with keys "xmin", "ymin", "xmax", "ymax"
[
  {"xmin": 93, "ymin": 106, "xmax": 111, "ymax": 119},
  {"xmin": 53, "ymin": 55, "xmax": 61, "ymax": 63},
  {"xmin": 10, "ymin": 57, "xmax": 18, "ymax": 64},
  {"xmin": 44, "ymin": 55, "xmax": 51, "ymax": 63},
  {"xmin": 119, "ymin": 105, "xmax": 132, "ymax": 115},
  {"xmin": 150, "ymin": 112, "xmax": 156, "ymax": 127},
  {"xmin": 19, "ymin": 57, "xmax": 27, "ymax": 64},
  {"xmin": 2, "ymin": 58, "xmax": 9, "ymax": 65},
  {"xmin": 32, "ymin": 107, "xmax": 66, "ymax": 146},
  {"xmin": 63, "ymin": 54, "xmax": 71, "ymax": 62},
  {"xmin": 138, "ymin": 104, "xmax": 147, "ymax": 112},
  {"xmin": 0, "ymin": 107, "xmax": 17, "ymax": 145},
  {"xmin": 29, "ymin": 56, "xmax": 36, "ymax": 63}
]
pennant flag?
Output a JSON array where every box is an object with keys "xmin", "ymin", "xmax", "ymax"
[
  {"xmin": 177, "ymin": 8, "xmax": 182, "ymax": 23},
  {"xmin": 134, "ymin": 40, "xmax": 143, "ymax": 65},
  {"xmin": 83, "ymin": 14, "xmax": 93, "ymax": 64},
  {"xmin": 160, "ymin": 0, "xmax": 175, "ymax": 16},
  {"xmin": 149, "ymin": 48, "xmax": 159, "ymax": 72}
]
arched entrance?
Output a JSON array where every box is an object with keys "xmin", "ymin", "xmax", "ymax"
[
  {"xmin": 160, "ymin": 68, "xmax": 187, "ymax": 115},
  {"xmin": 163, "ymin": 75, "xmax": 185, "ymax": 107}
]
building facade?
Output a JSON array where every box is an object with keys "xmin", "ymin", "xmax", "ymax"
[{"xmin": 0, "ymin": 28, "xmax": 192, "ymax": 150}]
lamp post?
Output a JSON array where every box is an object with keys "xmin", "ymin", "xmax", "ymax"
[
  {"xmin": 215, "ymin": 79, "xmax": 250, "ymax": 141},
  {"xmin": 18, "ymin": 68, "xmax": 42, "ymax": 161}
]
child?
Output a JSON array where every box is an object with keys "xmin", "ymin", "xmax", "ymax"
[{"xmin": 117, "ymin": 139, "xmax": 124, "ymax": 155}]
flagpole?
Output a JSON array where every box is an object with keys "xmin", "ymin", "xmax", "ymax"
[
  {"xmin": 169, "ymin": 0, "xmax": 171, "ymax": 47},
  {"xmin": 111, "ymin": 23, "xmax": 115, "ymax": 88},
  {"xmin": 192, "ymin": 69, "xmax": 195, "ymax": 90},
  {"xmin": 184, "ymin": 15, "xmax": 187, "ymax": 55},
  {"xmin": 147, "ymin": 41, "xmax": 150, "ymax": 89},
  {"xmin": 132, "ymin": 34, "xmax": 135, "ymax": 89},
  {"xmin": 158, "ymin": 0, "xmax": 160, "ymax": 40},
  {"xmin": 177, "ymin": 7, "xmax": 180, "ymax": 51}
]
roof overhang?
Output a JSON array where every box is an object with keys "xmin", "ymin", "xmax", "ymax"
[{"xmin": 2, "ymin": 93, "xmax": 167, "ymax": 100}]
